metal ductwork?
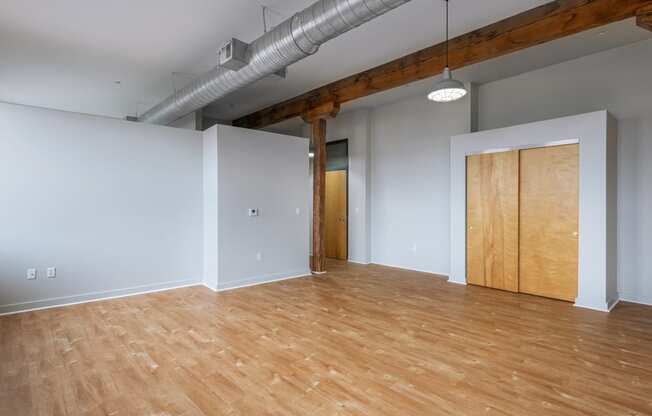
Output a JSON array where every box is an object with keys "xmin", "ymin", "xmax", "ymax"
[{"xmin": 138, "ymin": 0, "xmax": 412, "ymax": 125}]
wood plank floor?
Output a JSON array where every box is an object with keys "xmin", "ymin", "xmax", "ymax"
[{"xmin": 1, "ymin": 260, "xmax": 651, "ymax": 415}]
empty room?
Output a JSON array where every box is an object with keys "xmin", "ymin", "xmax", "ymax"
[{"xmin": 2, "ymin": 0, "xmax": 652, "ymax": 415}]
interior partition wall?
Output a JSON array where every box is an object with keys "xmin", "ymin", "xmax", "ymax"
[{"xmin": 450, "ymin": 111, "xmax": 618, "ymax": 312}]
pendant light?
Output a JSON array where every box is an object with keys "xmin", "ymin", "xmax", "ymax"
[{"xmin": 428, "ymin": 0, "xmax": 467, "ymax": 102}]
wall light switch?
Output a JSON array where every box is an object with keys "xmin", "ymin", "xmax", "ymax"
[
  {"xmin": 26, "ymin": 268, "xmax": 37, "ymax": 280},
  {"xmin": 47, "ymin": 267, "xmax": 56, "ymax": 278},
  {"xmin": 295, "ymin": 208, "xmax": 301, "ymax": 215},
  {"xmin": 248, "ymin": 208, "xmax": 259, "ymax": 217},
  {"xmin": 256, "ymin": 252, "xmax": 262, "ymax": 261}
]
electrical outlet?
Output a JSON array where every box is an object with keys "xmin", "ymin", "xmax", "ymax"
[
  {"xmin": 295, "ymin": 208, "xmax": 301, "ymax": 215},
  {"xmin": 256, "ymin": 252, "xmax": 262, "ymax": 261},
  {"xmin": 26, "ymin": 268, "xmax": 37, "ymax": 280},
  {"xmin": 47, "ymin": 267, "xmax": 56, "ymax": 278},
  {"xmin": 411, "ymin": 244, "xmax": 418, "ymax": 252}
]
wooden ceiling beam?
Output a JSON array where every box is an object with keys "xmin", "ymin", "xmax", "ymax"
[
  {"xmin": 637, "ymin": 5, "xmax": 652, "ymax": 31},
  {"xmin": 301, "ymin": 101, "xmax": 340, "ymax": 123},
  {"xmin": 233, "ymin": 0, "xmax": 652, "ymax": 129}
]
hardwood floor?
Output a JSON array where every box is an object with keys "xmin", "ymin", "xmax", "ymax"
[{"xmin": 1, "ymin": 260, "xmax": 651, "ymax": 415}]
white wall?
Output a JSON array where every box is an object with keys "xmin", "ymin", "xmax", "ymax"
[
  {"xmin": 258, "ymin": 39, "xmax": 652, "ymax": 307},
  {"xmin": 203, "ymin": 125, "xmax": 310, "ymax": 290},
  {"xmin": 203, "ymin": 125, "xmax": 219, "ymax": 290},
  {"xmin": 0, "ymin": 103, "xmax": 203, "ymax": 314},
  {"xmin": 368, "ymin": 92, "xmax": 474, "ymax": 274},
  {"xmin": 477, "ymin": 39, "xmax": 652, "ymax": 131},
  {"xmin": 617, "ymin": 117, "xmax": 652, "ymax": 305},
  {"xmin": 478, "ymin": 39, "xmax": 652, "ymax": 305}
]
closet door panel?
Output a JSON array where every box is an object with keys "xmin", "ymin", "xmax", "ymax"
[
  {"xmin": 519, "ymin": 144, "xmax": 579, "ymax": 302},
  {"xmin": 466, "ymin": 151, "xmax": 519, "ymax": 292}
]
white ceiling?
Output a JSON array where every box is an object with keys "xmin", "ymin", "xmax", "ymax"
[
  {"xmin": 0, "ymin": 0, "xmax": 308, "ymax": 118},
  {"xmin": 1, "ymin": 0, "xmax": 550, "ymax": 120},
  {"xmin": 1, "ymin": 0, "xmax": 649, "ymax": 123}
]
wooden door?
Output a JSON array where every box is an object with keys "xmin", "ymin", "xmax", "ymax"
[
  {"xmin": 466, "ymin": 151, "xmax": 520, "ymax": 292},
  {"xmin": 325, "ymin": 170, "xmax": 347, "ymax": 260},
  {"xmin": 519, "ymin": 144, "xmax": 579, "ymax": 302}
]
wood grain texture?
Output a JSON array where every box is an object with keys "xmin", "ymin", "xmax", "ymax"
[
  {"xmin": 301, "ymin": 102, "xmax": 340, "ymax": 124},
  {"xmin": 1, "ymin": 260, "xmax": 651, "ymax": 415},
  {"xmin": 519, "ymin": 144, "xmax": 579, "ymax": 302},
  {"xmin": 466, "ymin": 151, "xmax": 520, "ymax": 292},
  {"xmin": 233, "ymin": 0, "xmax": 652, "ymax": 129},
  {"xmin": 325, "ymin": 170, "xmax": 347, "ymax": 261},
  {"xmin": 311, "ymin": 119, "xmax": 327, "ymax": 273},
  {"xmin": 638, "ymin": 6, "xmax": 652, "ymax": 31},
  {"xmin": 307, "ymin": 104, "xmax": 339, "ymax": 273}
]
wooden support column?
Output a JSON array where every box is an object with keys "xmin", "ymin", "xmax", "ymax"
[
  {"xmin": 310, "ymin": 119, "xmax": 327, "ymax": 273},
  {"xmin": 637, "ymin": 6, "xmax": 652, "ymax": 31},
  {"xmin": 303, "ymin": 102, "xmax": 340, "ymax": 274}
]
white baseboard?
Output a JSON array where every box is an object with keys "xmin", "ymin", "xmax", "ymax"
[
  {"xmin": 0, "ymin": 279, "xmax": 203, "ymax": 316},
  {"xmin": 608, "ymin": 298, "xmax": 621, "ymax": 311},
  {"xmin": 370, "ymin": 262, "xmax": 449, "ymax": 278},
  {"xmin": 618, "ymin": 294, "xmax": 652, "ymax": 307},
  {"xmin": 574, "ymin": 297, "xmax": 641, "ymax": 313},
  {"xmin": 5, "ymin": 275, "xmax": 646, "ymax": 319},
  {"xmin": 447, "ymin": 279, "xmax": 467, "ymax": 286},
  {"xmin": 574, "ymin": 299, "xmax": 611, "ymax": 313},
  {"xmin": 215, "ymin": 270, "xmax": 312, "ymax": 292},
  {"xmin": 347, "ymin": 259, "xmax": 370, "ymax": 265}
]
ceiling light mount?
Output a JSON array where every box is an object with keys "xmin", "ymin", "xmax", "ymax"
[{"xmin": 428, "ymin": 0, "xmax": 467, "ymax": 103}]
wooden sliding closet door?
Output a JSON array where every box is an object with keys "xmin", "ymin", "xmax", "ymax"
[
  {"xmin": 466, "ymin": 151, "xmax": 519, "ymax": 292},
  {"xmin": 519, "ymin": 144, "xmax": 579, "ymax": 302}
]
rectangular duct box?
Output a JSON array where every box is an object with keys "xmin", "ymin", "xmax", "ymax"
[{"xmin": 219, "ymin": 38, "xmax": 249, "ymax": 71}]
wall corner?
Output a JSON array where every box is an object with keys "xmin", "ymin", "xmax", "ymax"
[{"xmin": 467, "ymin": 82, "xmax": 479, "ymax": 133}]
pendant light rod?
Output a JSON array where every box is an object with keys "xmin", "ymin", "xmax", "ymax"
[
  {"xmin": 427, "ymin": 0, "xmax": 467, "ymax": 103},
  {"xmin": 445, "ymin": 0, "xmax": 449, "ymax": 68}
]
